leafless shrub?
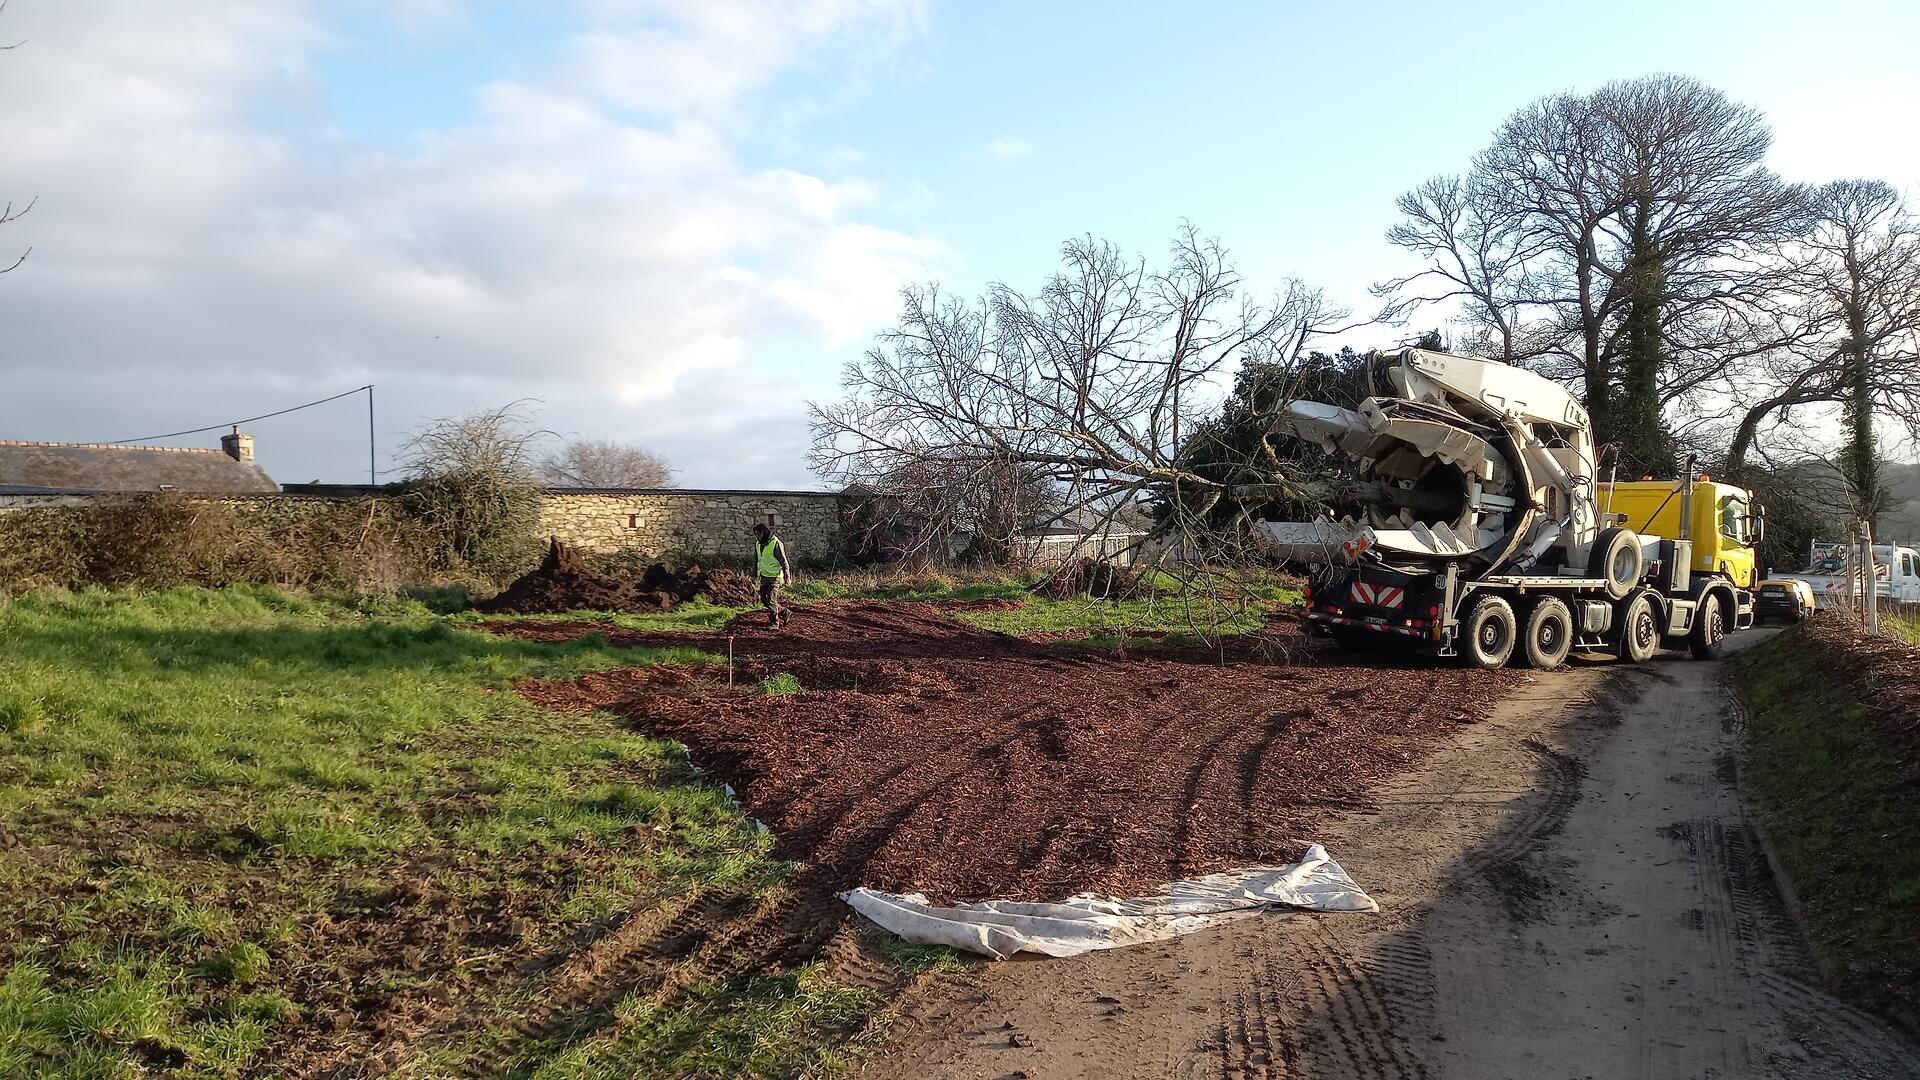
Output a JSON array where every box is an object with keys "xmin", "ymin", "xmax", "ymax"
[{"xmin": 398, "ymin": 401, "xmax": 550, "ymax": 582}]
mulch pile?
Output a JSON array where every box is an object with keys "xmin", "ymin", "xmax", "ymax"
[
  {"xmin": 1035, "ymin": 556, "xmax": 1139, "ymax": 599},
  {"xmin": 1790, "ymin": 613, "xmax": 1920, "ymax": 780},
  {"xmin": 504, "ymin": 600, "xmax": 1520, "ymax": 905},
  {"xmin": 477, "ymin": 538, "xmax": 759, "ymax": 614}
]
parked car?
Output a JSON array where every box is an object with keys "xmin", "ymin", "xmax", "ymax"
[{"xmin": 1755, "ymin": 578, "xmax": 1815, "ymax": 623}]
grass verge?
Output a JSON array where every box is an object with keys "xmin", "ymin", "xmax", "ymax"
[
  {"xmin": 0, "ymin": 586, "xmax": 902, "ymax": 1077},
  {"xmin": 1732, "ymin": 618, "xmax": 1920, "ymax": 1026}
]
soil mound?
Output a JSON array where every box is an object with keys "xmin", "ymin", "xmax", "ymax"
[
  {"xmin": 701, "ymin": 569, "xmax": 762, "ymax": 608},
  {"xmin": 1036, "ymin": 557, "xmax": 1139, "ymax": 599},
  {"xmin": 478, "ymin": 538, "xmax": 746, "ymax": 615}
]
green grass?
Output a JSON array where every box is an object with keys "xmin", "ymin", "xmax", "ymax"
[
  {"xmin": 756, "ymin": 672, "xmax": 803, "ymax": 696},
  {"xmin": 0, "ymin": 585, "xmax": 889, "ymax": 1077},
  {"xmin": 955, "ymin": 591, "xmax": 1292, "ymax": 640},
  {"xmin": 1884, "ymin": 609, "xmax": 1920, "ymax": 647},
  {"xmin": 463, "ymin": 598, "xmax": 745, "ymax": 633},
  {"xmin": 782, "ymin": 567, "xmax": 1301, "ymax": 642},
  {"xmin": 784, "ymin": 574, "xmax": 1029, "ymax": 603},
  {"xmin": 1733, "ymin": 627, "xmax": 1920, "ymax": 1020}
]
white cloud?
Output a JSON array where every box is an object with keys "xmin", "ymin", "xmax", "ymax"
[
  {"xmin": 985, "ymin": 135, "xmax": 1032, "ymax": 161},
  {"xmin": 0, "ymin": 0, "xmax": 936, "ymax": 487}
]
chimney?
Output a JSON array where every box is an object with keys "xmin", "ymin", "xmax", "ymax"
[{"xmin": 221, "ymin": 426, "xmax": 255, "ymax": 463}]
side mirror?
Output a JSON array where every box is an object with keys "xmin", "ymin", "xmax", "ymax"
[{"xmin": 1755, "ymin": 505, "xmax": 1767, "ymax": 547}]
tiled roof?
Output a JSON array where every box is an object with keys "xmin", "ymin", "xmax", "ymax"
[{"xmin": 0, "ymin": 440, "xmax": 279, "ymax": 494}]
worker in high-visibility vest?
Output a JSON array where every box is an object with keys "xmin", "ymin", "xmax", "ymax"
[{"xmin": 752, "ymin": 522, "xmax": 791, "ymax": 629}]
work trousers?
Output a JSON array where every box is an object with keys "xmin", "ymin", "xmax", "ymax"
[{"xmin": 759, "ymin": 574, "xmax": 784, "ymax": 625}]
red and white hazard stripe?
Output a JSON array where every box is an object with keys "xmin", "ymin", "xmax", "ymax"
[{"xmin": 1349, "ymin": 581, "xmax": 1405, "ymax": 609}]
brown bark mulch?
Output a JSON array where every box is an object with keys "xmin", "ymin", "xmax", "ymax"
[{"xmin": 501, "ymin": 601, "xmax": 1521, "ymax": 905}]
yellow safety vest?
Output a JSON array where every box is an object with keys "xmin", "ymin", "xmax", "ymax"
[{"xmin": 757, "ymin": 539, "xmax": 782, "ymax": 578}]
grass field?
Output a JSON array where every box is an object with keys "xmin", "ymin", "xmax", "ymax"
[
  {"xmin": 1733, "ymin": 623, "xmax": 1920, "ymax": 1021},
  {"xmin": 787, "ymin": 569, "xmax": 1301, "ymax": 643},
  {"xmin": 474, "ymin": 569, "xmax": 1302, "ymax": 647},
  {"xmin": 0, "ymin": 587, "xmax": 905, "ymax": 1078}
]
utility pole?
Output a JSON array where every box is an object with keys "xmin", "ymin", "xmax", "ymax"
[{"xmin": 367, "ymin": 385, "xmax": 376, "ymax": 487}]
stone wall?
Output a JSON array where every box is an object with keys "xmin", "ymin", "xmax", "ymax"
[
  {"xmin": 0, "ymin": 488, "xmax": 854, "ymax": 567},
  {"xmin": 536, "ymin": 489, "xmax": 847, "ymax": 565}
]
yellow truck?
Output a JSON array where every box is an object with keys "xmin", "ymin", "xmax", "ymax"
[
  {"xmin": 1262, "ymin": 348, "xmax": 1760, "ymax": 667},
  {"xmin": 1597, "ymin": 477, "xmax": 1760, "ymax": 649},
  {"xmin": 1600, "ymin": 479, "xmax": 1760, "ymax": 590}
]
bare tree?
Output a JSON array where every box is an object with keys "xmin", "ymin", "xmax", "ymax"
[
  {"xmin": 809, "ymin": 226, "xmax": 1359, "ymax": 562},
  {"xmin": 1375, "ymin": 174, "xmax": 1555, "ymax": 365},
  {"xmin": 1594, "ymin": 76, "xmax": 1805, "ymax": 471},
  {"xmin": 0, "ymin": 198, "xmax": 28, "ymax": 276},
  {"xmin": 1724, "ymin": 182, "xmax": 1920, "ymax": 521},
  {"xmin": 1382, "ymin": 76, "xmax": 1805, "ymax": 475},
  {"xmin": 1, "ymin": 2, "xmax": 29, "ymax": 276},
  {"xmin": 843, "ymin": 455, "xmax": 1056, "ymax": 565},
  {"xmin": 540, "ymin": 438, "xmax": 675, "ymax": 489}
]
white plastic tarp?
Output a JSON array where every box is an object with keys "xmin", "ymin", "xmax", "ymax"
[{"xmin": 840, "ymin": 843, "xmax": 1376, "ymax": 960}]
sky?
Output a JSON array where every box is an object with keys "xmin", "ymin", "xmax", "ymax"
[{"xmin": 3, "ymin": 0, "xmax": 1918, "ymax": 489}]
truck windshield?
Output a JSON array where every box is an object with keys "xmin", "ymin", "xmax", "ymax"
[{"xmin": 1719, "ymin": 497, "xmax": 1751, "ymax": 545}]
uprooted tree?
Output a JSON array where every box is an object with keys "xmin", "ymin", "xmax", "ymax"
[
  {"xmin": 808, "ymin": 226, "xmax": 1363, "ymax": 566},
  {"xmin": 1164, "ymin": 334, "xmax": 1444, "ymax": 536},
  {"xmin": 841, "ymin": 455, "xmax": 1059, "ymax": 566}
]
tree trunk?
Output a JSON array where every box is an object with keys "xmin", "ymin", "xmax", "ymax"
[
  {"xmin": 1841, "ymin": 307, "xmax": 1878, "ymax": 526},
  {"xmin": 1616, "ymin": 195, "xmax": 1673, "ymax": 476}
]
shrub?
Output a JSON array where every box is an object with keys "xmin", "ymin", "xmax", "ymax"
[
  {"xmin": 398, "ymin": 469, "xmax": 544, "ymax": 582},
  {"xmin": 0, "ymin": 493, "xmax": 447, "ymax": 595}
]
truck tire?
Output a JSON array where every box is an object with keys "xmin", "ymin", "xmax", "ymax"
[
  {"xmin": 1462, "ymin": 595, "xmax": 1516, "ymax": 669},
  {"xmin": 1588, "ymin": 526, "xmax": 1643, "ymax": 600},
  {"xmin": 1613, "ymin": 589, "xmax": 1661, "ymax": 663},
  {"xmin": 1690, "ymin": 590, "xmax": 1728, "ymax": 660},
  {"xmin": 1519, "ymin": 597, "xmax": 1575, "ymax": 669}
]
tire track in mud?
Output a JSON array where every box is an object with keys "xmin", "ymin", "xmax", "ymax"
[
  {"xmin": 1456, "ymin": 735, "xmax": 1585, "ymax": 925},
  {"xmin": 865, "ymin": 648, "xmax": 1920, "ymax": 1079}
]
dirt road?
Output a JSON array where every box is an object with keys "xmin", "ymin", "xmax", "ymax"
[{"xmin": 864, "ymin": 641, "xmax": 1920, "ymax": 1079}]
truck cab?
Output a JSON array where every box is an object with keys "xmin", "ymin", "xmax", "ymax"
[{"xmin": 1598, "ymin": 479, "xmax": 1760, "ymax": 591}]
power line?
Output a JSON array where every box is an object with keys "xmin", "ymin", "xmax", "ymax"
[{"xmin": 107, "ymin": 385, "xmax": 375, "ymax": 445}]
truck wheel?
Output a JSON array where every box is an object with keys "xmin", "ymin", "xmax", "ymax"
[
  {"xmin": 1519, "ymin": 597, "xmax": 1575, "ymax": 669},
  {"xmin": 1690, "ymin": 592, "xmax": 1728, "ymax": 660},
  {"xmin": 1588, "ymin": 527, "xmax": 1643, "ymax": 600},
  {"xmin": 1614, "ymin": 590, "xmax": 1660, "ymax": 663},
  {"xmin": 1462, "ymin": 596, "xmax": 1516, "ymax": 669}
]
